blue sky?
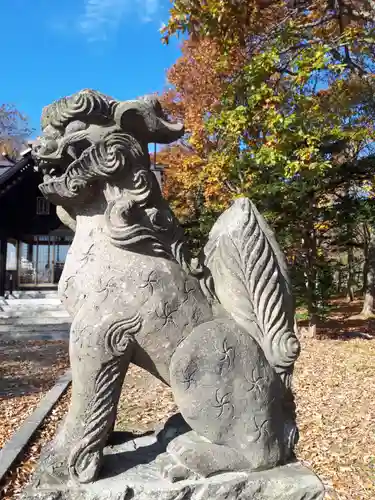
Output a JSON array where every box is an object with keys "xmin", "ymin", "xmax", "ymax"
[{"xmin": 2, "ymin": 0, "xmax": 183, "ymax": 137}]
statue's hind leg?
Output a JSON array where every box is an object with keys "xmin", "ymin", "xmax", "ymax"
[
  {"xmin": 164, "ymin": 317, "xmax": 287, "ymax": 481},
  {"xmin": 158, "ymin": 431, "xmax": 252, "ymax": 482},
  {"xmin": 38, "ymin": 310, "xmax": 136, "ymax": 484}
]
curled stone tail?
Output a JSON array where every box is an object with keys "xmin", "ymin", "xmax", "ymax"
[{"xmin": 203, "ymin": 198, "xmax": 300, "ymax": 381}]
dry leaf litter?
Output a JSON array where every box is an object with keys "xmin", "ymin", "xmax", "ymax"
[
  {"xmin": 0, "ymin": 340, "xmax": 69, "ymax": 448},
  {"xmin": 0, "ymin": 300, "xmax": 374, "ymax": 499}
]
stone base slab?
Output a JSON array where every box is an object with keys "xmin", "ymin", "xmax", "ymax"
[{"xmin": 21, "ymin": 425, "xmax": 325, "ymax": 500}]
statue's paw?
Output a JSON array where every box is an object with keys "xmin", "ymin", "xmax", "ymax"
[
  {"xmin": 281, "ymin": 420, "xmax": 299, "ymax": 463},
  {"xmin": 166, "ymin": 437, "xmax": 187, "ymax": 458},
  {"xmin": 156, "ymin": 453, "xmax": 200, "ymax": 483},
  {"xmin": 69, "ymin": 449, "xmax": 102, "ymax": 484},
  {"xmin": 164, "ymin": 431, "xmax": 253, "ymax": 478},
  {"xmin": 164, "ymin": 463, "xmax": 196, "ymax": 483}
]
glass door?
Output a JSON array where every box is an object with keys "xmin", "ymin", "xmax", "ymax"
[
  {"xmin": 18, "ymin": 238, "xmax": 38, "ymax": 286},
  {"xmin": 18, "ymin": 234, "xmax": 73, "ymax": 287},
  {"xmin": 18, "ymin": 236, "xmax": 54, "ymax": 287},
  {"xmin": 36, "ymin": 236, "xmax": 53, "ymax": 285},
  {"xmin": 53, "ymin": 238, "xmax": 70, "ymax": 284}
]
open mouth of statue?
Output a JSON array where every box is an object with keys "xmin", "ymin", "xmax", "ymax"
[
  {"xmin": 36, "ymin": 142, "xmax": 91, "ymax": 186},
  {"xmin": 34, "ymin": 130, "xmax": 94, "ymax": 186},
  {"xmin": 40, "ymin": 162, "xmax": 66, "ymax": 183}
]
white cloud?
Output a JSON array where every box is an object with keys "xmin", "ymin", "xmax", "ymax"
[
  {"xmin": 78, "ymin": 0, "xmax": 128, "ymax": 42},
  {"xmin": 78, "ymin": 0, "xmax": 159, "ymax": 42},
  {"xmin": 138, "ymin": 0, "xmax": 159, "ymax": 23}
]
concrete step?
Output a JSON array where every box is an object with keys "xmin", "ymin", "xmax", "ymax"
[
  {"xmin": 0, "ymin": 298, "xmax": 68, "ymax": 319},
  {"xmin": 0, "ymin": 328, "xmax": 69, "ymax": 341},
  {"xmin": 0, "ymin": 322, "xmax": 71, "ymax": 333},
  {"xmin": 0, "ymin": 310, "xmax": 70, "ymax": 320},
  {"xmin": 3, "ymin": 298, "xmax": 63, "ymax": 307},
  {"xmin": 0, "ymin": 307, "xmax": 68, "ymax": 316},
  {"xmin": 0, "ymin": 306, "xmax": 65, "ymax": 316},
  {"xmin": 5, "ymin": 291, "xmax": 60, "ymax": 300},
  {"xmin": 0, "ymin": 316, "xmax": 71, "ymax": 326},
  {"xmin": 0, "ymin": 306, "xmax": 66, "ymax": 316}
]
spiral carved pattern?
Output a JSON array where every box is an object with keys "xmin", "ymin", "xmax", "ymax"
[
  {"xmin": 104, "ymin": 313, "xmax": 142, "ymax": 357},
  {"xmin": 64, "ymin": 132, "xmax": 141, "ymax": 197},
  {"xmin": 104, "ymin": 199, "xmax": 173, "ymax": 259},
  {"xmin": 42, "ymin": 89, "xmax": 114, "ymax": 130}
]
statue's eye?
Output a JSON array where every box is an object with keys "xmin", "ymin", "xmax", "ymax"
[
  {"xmin": 42, "ymin": 139, "xmax": 58, "ymax": 154},
  {"xmin": 42, "ymin": 125, "xmax": 60, "ymax": 140},
  {"xmin": 65, "ymin": 120, "xmax": 88, "ymax": 134}
]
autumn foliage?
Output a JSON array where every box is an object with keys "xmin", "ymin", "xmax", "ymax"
[
  {"xmin": 160, "ymin": 0, "xmax": 375, "ymax": 213},
  {"xmin": 158, "ymin": 38, "xmax": 246, "ymax": 219},
  {"xmin": 158, "ymin": 0, "xmax": 375, "ymax": 328}
]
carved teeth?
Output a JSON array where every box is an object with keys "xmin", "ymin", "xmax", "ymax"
[{"xmin": 68, "ymin": 146, "xmax": 77, "ymax": 160}]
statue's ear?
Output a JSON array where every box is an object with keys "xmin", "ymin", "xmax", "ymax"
[
  {"xmin": 114, "ymin": 102, "xmax": 150, "ymax": 139},
  {"xmin": 113, "ymin": 98, "xmax": 184, "ymax": 145}
]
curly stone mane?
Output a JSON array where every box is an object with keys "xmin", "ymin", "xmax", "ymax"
[{"xmin": 35, "ymin": 89, "xmax": 186, "ymax": 260}]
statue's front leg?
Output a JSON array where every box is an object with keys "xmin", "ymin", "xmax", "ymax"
[{"xmin": 39, "ymin": 309, "xmax": 137, "ymax": 484}]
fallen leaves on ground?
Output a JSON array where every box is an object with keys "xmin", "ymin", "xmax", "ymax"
[
  {"xmin": 115, "ymin": 300, "xmax": 374, "ymax": 500},
  {"xmin": 0, "ymin": 340, "xmax": 69, "ymax": 449},
  {"xmin": 295, "ymin": 338, "xmax": 375, "ymax": 500},
  {"xmin": 0, "ymin": 388, "xmax": 71, "ymax": 500},
  {"xmin": 1, "ymin": 300, "xmax": 374, "ymax": 499},
  {"xmin": 116, "ymin": 368, "xmax": 177, "ymax": 434}
]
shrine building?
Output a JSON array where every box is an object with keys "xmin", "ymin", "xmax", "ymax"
[{"xmin": 0, "ymin": 152, "xmax": 165, "ymax": 296}]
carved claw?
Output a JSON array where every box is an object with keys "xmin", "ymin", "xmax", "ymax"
[
  {"xmin": 156, "ymin": 454, "xmax": 200, "ymax": 483},
  {"xmin": 37, "ymin": 468, "xmax": 68, "ymax": 487},
  {"xmin": 69, "ymin": 449, "xmax": 102, "ymax": 484}
]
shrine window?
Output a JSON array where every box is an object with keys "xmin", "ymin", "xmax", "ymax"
[{"xmin": 36, "ymin": 197, "xmax": 50, "ymax": 215}]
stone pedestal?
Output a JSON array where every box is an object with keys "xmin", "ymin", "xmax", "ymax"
[{"xmin": 22, "ymin": 417, "xmax": 325, "ymax": 500}]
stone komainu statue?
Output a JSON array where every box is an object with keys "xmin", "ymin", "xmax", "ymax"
[{"xmin": 32, "ymin": 89, "xmax": 301, "ymax": 485}]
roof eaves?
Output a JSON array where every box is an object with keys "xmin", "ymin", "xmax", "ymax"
[{"xmin": 0, "ymin": 154, "xmax": 33, "ymax": 187}]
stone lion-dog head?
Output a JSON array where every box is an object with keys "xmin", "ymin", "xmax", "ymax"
[
  {"xmin": 33, "ymin": 88, "xmax": 183, "ymax": 205},
  {"xmin": 32, "ymin": 89, "xmax": 185, "ymax": 256}
]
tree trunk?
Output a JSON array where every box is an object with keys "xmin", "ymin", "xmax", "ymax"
[
  {"xmin": 303, "ymin": 225, "xmax": 318, "ymax": 338},
  {"xmin": 293, "ymin": 316, "xmax": 299, "ymax": 336},
  {"xmin": 0, "ymin": 237, "xmax": 7, "ymax": 313},
  {"xmin": 307, "ymin": 311, "xmax": 318, "ymax": 338},
  {"xmin": 361, "ymin": 229, "xmax": 375, "ymax": 318},
  {"xmin": 337, "ymin": 268, "xmax": 342, "ymax": 294},
  {"xmin": 362, "ymin": 223, "xmax": 370, "ymax": 294},
  {"xmin": 346, "ymin": 246, "xmax": 355, "ymax": 302}
]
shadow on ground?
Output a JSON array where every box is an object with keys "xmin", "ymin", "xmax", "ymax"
[
  {"xmin": 298, "ymin": 299, "xmax": 375, "ymax": 341},
  {"xmin": 0, "ymin": 340, "xmax": 69, "ymax": 398}
]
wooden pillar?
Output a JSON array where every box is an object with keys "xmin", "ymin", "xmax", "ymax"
[{"xmin": 0, "ymin": 237, "xmax": 7, "ymax": 297}]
